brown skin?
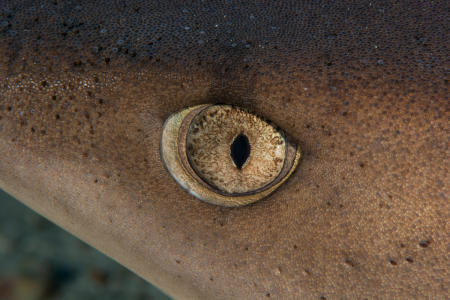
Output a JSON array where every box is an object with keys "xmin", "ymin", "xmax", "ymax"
[{"xmin": 0, "ymin": 1, "xmax": 448, "ymax": 299}]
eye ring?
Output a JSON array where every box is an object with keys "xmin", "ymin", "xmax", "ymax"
[{"xmin": 161, "ymin": 104, "xmax": 301, "ymax": 207}]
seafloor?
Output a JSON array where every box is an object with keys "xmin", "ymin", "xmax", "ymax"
[{"xmin": 0, "ymin": 189, "xmax": 171, "ymax": 300}]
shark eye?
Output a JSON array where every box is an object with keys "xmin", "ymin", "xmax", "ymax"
[{"xmin": 161, "ymin": 104, "xmax": 301, "ymax": 207}]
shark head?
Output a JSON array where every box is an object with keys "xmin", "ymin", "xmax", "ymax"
[{"xmin": 0, "ymin": 1, "xmax": 447, "ymax": 299}]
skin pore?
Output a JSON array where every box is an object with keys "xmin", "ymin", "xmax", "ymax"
[{"xmin": 0, "ymin": 1, "xmax": 448, "ymax": 299}]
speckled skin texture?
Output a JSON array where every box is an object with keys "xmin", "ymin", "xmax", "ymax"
[{"xmin": 0, "ymin": 1, "xmax": 448, "ymax": 299}]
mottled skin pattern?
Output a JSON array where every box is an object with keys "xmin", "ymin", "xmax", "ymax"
[{"xmin": 0, "ymin": 1, "xmax": 448, "ymax": 299}]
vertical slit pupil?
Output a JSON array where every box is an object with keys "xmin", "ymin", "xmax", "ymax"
[{"xmin": 230, "ymin": 133, "xmax": 251, "ymax": 170}]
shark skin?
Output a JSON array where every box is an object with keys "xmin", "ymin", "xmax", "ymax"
[{"xmin": 0, "ymin": 1, "xmax": 448, "ymax": 299}]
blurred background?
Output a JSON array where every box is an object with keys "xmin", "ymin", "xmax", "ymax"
[{"xmin": 0, "ymin": 189, "xmax": 172, "ymax": 300}]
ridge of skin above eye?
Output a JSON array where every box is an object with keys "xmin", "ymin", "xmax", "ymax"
[{"xmin": 0, "ymin": 1, "xmax": 448, "ymax": 299}]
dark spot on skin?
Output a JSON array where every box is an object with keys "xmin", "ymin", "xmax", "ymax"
[
  {"xmin": 419, "ymin": 240, "xmax": 431, "ymax": 248},
  {"xmin": 389, "ymin": 259, "xmax": 397, "ymax": 266},
  {"xmin": 175, "ymin": 260, "xmax": 181, "ymax": 264},
  {"xmin": 406, "ymin": 257, "xmax": 414, "ymax": 263},
  {"xmin": 345, "ymin": 259, "xmax": 355, "ymax": 267},
  {"xmin": 359, "ymin": 162, "xmax": 365, "ymax": 168},
  {"xmin": 266, "ymin": 292, "xmax": 271, "ymax": 297},
  {"xmin": 293, "ymin": 244, "xmax": 298, "ymax": 250}
]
